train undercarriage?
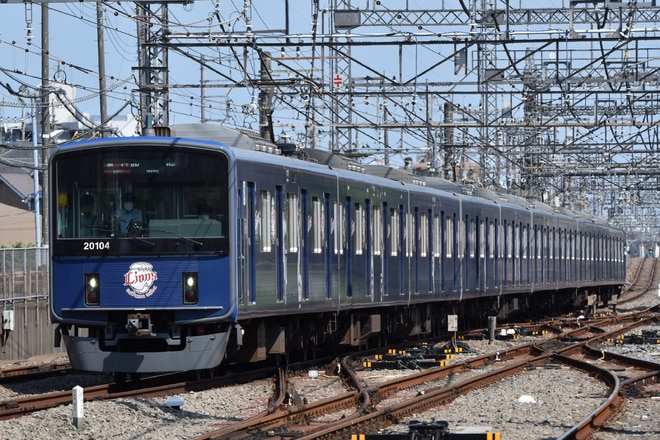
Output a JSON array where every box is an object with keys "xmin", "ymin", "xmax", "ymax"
[
  {"xmin": 226, "ymin": 284, "xmax": 622, "ymax": 365},
  {"xmin": 55, "ymin": 284, "xmax": 622, "ymax": 374}
]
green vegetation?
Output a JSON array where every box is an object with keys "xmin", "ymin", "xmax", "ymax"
[{"xmin": 0, "ymin": 242, "xmax": 36, "ymax": 249}]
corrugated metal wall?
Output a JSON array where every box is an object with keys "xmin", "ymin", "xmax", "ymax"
[{"xmin": 0, "ymin": 248, "xmax": 65, "ymax": 362}]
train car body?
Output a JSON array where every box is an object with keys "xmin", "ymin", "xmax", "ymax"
[
  {"xmin": 50, "ymin": 136, "xmax": 238, "ymax": 372},
  {"xmin": 49, "ymin": 124, "xmax": 626, "ymax": 373}
]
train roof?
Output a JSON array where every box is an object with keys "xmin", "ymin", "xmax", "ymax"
[
  {"xmin": 165, "ymin": 124, "xmax": 276, "ymax": 152},
  {"xmin": 299, "ymin": 148, "xmax": 367, "ymax": 172},
  {"xmin": 94, "ymin": 124, "xmax": 616, "ymax": 229},
  {"xmin": 474, "ymin": 187, "xmax": 534, "ymax": 209}
]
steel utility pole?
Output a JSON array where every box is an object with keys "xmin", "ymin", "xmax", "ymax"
[
  {"xmin": 136, "ymin": 2, "xmax": 171, "ymax": 130},
  {"xmin": 40, "ymin": 2, "xmax": 50, "ymax": 248},
  {"xmin": 97, "ymin": 2, "xmax": 109, "ymax": 136}
]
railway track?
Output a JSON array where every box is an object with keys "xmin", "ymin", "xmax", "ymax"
[
  {"xmin": 619, "ymin": 257, "xmax": 658, "ymax": 305},
  {"xmin": 0, "ymin": 358, "xmax": 72, "ymax": 382},
  {"xmin": 0, "ymin": 367, "xmax": 277, "ymax": 421},
  {"xmin": 186, "ymin": 310, "xmax": 659, "ymax": 439},
  {"xmin": 0, "ymin": 269, "xmax": 656, "ymax": 438}
]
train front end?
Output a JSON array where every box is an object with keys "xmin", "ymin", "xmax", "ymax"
[{"xmin": 49, "ymin": 137, "xmax": 237, "ymax": 374}]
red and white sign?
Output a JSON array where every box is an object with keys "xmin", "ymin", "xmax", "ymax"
[
  {"xmin": 333, "ymin": 74, "xmax": 343, "ymax": 88},
  {"xmin": 124, "ymin": 261, "xmax": 158, "ymax": 299}
]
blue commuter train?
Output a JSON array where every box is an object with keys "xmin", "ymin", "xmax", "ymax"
[{"xmin": 49, "ymin": 124, "xmax": 626, "ymax": 374}]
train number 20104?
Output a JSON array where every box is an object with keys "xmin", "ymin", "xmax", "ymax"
[{"xmin": 83, "ymin": 241, "xmax": 110, "ymax": 251}]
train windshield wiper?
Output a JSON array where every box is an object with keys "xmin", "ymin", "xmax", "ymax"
[
  {"xmin": 148, "ymin": 229, "xmax": 204, "ymax": 247},
  {"xmin": 129, "ymin": 236, "xmax": 156, "ymax": 248}
]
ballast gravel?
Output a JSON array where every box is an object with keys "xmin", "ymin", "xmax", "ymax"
[
  {"xmin": 0, "ymin": 276, "xmax": 658, "ymax": 438},
  {"xmin": 1, "ymin": 333, "xmax": 658, "ymax": 440},
  {"xmin": 382, "ymin": 365, "xmax": 610, "ymax": 439}
]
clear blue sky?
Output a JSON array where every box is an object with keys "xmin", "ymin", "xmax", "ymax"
[
  {"xmin": 2, "ymin": 1, "xmax": 582, "ymax": 156},
  {"xmin": 0, "ymin": 1, "xmax": 476, "ymax": 132},
  {"xmin": 0, "ymin": 1, "xmax": 312, "ymax": 127}
]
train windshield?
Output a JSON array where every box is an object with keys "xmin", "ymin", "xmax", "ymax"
[{"xmin": 51, "ymin": 144, "xmax": 230, "ymax": 256}]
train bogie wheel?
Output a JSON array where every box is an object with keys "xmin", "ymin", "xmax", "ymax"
[{"xmin": 114, "ymin": 372, "xmax": 128, "ymax": 383}]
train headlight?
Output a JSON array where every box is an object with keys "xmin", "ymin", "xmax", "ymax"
[
  {"xmin": 84, "ymin": 273, "xmax": 100, "ymax": 306},
  {"xmin": 183, "ymin": 272, "xmax": 198, "ymax": 305}
]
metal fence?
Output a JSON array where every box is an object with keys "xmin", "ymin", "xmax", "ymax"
[
  {"xmin": 0, "ymin": 247, "xmax": 48, "ymax": 301},
  {"xmin": 0, "ymin": 247, "xmax": 63, "ymax": 362}
]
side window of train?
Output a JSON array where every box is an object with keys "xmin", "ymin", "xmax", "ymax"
[
  {"xmin": 373, "ymin": 205, "xmax": 382, "ymax": 256},
  {"xmin": 355, "ymin": 203, "xmax": 364, "ymax": 255},
  {"xmin": 551, "ymin": 228, "xmax": 556, "ymax": 260},
  {"xmin": 286, "ymin": 193, "xmax": 299, "ymax": 253},
  {"xmin": 468, "ymin": 218, "xmax": 476, "ymax": 258},
  {"xmin": 506, "ymin": 222, "xmax": 513, "ymax": 259},
  {"xmin": 334, "ymin": 200, "xmax": 345, "ymax": 255},
  {"xmin": 433, "ymin": 214, "xmax": 441, "ymax": 258},
  {"xmin": 571, "ymin": 231, "xmax": 576, "ymax": 260},
  {"xmin": 515, "ymin": 223, "xmax": 520, "ymax": 260},
  {"xmin": 258, "ymin": 189, "xmax": 273, "ymax": 252},
  {"xmin": 479, "ymin": 219, "xmax": 485, "ymax": 259},
  {"xmin": 406, "ymin": 210, "xmax": 414, "ymax": 258},
  {"xmin": 489, "ymin": 221, "xmax": 495, "ymax": 259},
  {"xmin": 445, "ymin": 215, "xmax": 453, "ymax": 258},
  {"xmin": 390, "ymin": 208, "xmax": 400, "ymax": 257},
  {"xmin": 312, "ymin": 196, "xmax": 323, "ymax": 254},
  {"xmin": 420, "ymin": 211, "xmax": 429, "ymax": 258},
  {"xmin": 579, "ymin": 231, "xmax": 583, "ymax": 262},
  {"xmin": 595, "ymin": 233, "xmax": 598, "ymax": 262},
  {"xmin": 523, "ymin": 224, "xmax": 529, "ymax": 260},
  {"xmin": 457, "ymin": 215, "xmax": 465, "ymax": 259},
  {"xmin": 498, "ymin": 220, "xmax": 504, "ymax": 259}
]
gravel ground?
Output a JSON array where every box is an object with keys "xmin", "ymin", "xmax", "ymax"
[
  {"xmin": 0, "ymin": 259, "xmax": 657, "ymax": 439},
  {"xmin": 591, "ymin": 315, "xmax": 660, "ymax": 439},
  {"xmin": 2, "ymin": 327, "xmax": 657, "ymax": 440},
  {"xmin": 380, "ymin": 365, "xmax": 610, "ymax": 439},
  {"xmin": 365, "ymin": 277, "xmax": 660, "ymax": 440},
  {"xmin": 0, "ymin": 377, "xmax": 276, "ymax": 439}
]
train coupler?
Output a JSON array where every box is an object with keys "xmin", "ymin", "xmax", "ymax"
[{"xmin": 126, "ymin": 313, "xmax": 153, "ymax": 336}]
